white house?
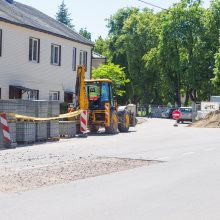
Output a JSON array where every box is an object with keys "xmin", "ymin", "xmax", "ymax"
[{"xmin": 0, "ymin": 0, "xmax": 93, "ymax": 103}]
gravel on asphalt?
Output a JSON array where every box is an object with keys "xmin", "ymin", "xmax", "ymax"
[{"xmin": 0, "ymin": 155, "xmax": 153, "ymax": 192}]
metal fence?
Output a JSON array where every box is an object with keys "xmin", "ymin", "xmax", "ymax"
[{"xmin": 137, "ymin": 105, "xmax": 168, "ymax": 118}]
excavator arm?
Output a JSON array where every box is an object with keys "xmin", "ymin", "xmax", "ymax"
[{"xmin": 75, "ymin": 65, "xmax": 88, "ymax": 110}]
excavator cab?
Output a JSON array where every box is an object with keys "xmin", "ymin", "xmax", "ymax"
[{"xmin": 86, "ymin": 79, "xmax": 114, "ymax": 111}]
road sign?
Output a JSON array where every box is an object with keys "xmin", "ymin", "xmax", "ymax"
[{"xmin": 172, "ymin": 110, "xmax": 181, "ymax": 120}]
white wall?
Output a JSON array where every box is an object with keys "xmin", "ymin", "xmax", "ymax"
[
  {"xmin": 92, "ymin": 58, "xmax": 106, "ymax": 69},
  {"xmin": 0, "ymin": 21, "xmax": 92, "ymax": 101}
]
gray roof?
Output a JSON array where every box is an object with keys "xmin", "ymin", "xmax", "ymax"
[
  {"xmin": 0, "ymin": 0, "xmax": 93, "ymax": 46},
  {"xmin": 92, "ymin": 52, "xmax": 106, "ymax": 59}
]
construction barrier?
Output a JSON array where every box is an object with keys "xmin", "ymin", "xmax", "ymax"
[
  {"xmin": 2, "ymin": 110, "xmax": 82, "ymax": 121},
  {"xmin": 80, "ymin": 110, "xmax": 87, "ymax": 133},
  {"xmin": 0, "ymin": 110, "xmax": 83, "ymax": 147},
  {"xmin": 105, "ymin": 103, "xmax": 110, "ymax": 126},
  {"xmin": 0, "ymin": 113, "xmax": 11, "ymax": 145}
]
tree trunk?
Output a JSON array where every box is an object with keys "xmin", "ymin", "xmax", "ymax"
[
  {"xmin": 189, "ymin": 88, "xmax": 197, "ymax": 102},
  {"xmin": 184, "ymin": 87, "xmax": 190, "ymax": 106}
]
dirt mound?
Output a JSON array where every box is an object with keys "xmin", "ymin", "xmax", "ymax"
[{"xmin": 191, "ymin": 110, "xmax": 220, "ymax": 128}]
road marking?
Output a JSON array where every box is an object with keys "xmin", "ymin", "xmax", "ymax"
[
  {"xmin": 183, "ymin": 152, "xmax": 195, "ymax": 156},
  {"xmin": 204, "ymin": 148, "xmax": 216, "ymax": 152},
  {"xmin": 155, "ymin": 156, "xmax": 170, "ymax": 161}
]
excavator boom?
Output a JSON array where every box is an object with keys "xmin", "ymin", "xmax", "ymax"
[{"xmin": 75, "ymin": 65, "xmax": 88, "ymax": 110}]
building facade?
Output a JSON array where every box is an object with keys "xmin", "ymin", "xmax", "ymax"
[
  {"xmin": 92, "ymin": 52, "xmax": 106, "ymax": 69},
  {"xmin": 0, "ymin": 0, "xmax": 93, "ymax": 102}
]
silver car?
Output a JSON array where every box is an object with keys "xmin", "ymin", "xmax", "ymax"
[{"xmin": 177, "ymin": 107, "xmax": 193, "ymax": 123}]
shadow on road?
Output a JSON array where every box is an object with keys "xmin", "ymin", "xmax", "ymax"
[{"xmin": 87, "ymin": 130, "xmax": 136, "ymax": 137}]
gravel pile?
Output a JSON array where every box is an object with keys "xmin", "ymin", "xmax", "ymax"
[
  {"xmin": 0, "ymin": 154, "xmax": 151, "ymax": 192},
  {"xmin": 191, "ymin": 110, "xmax": 220, "ymax": 128}
]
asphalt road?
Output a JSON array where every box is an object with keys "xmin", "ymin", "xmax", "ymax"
[{"xmin": 1, "ymin": 119, "xmax": 220, "ymax": 220}]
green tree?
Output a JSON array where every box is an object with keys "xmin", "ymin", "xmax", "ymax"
[
  {"xmin": 94, "ymin": 1, "xmax": 220, "ymax": 105},
  {"xmin": 79, "ymin": 28, "xmax": 91, "ymax": 40},
  {"xmin": 56, "ymin": 0, "xmax": 74, "ymax": 29},
  {"xmin": 159, "ymin": 0, "xmax": 208, "ymax": 105},
  {"xmin": 94, "ymin": 36, "xmax": 112, "ymax": 61},
  {"xmin": 106, "ymin": 7, "xmax": 139, "ymax": 74},
  {"xmin": 210, "ymin": 0, "xmax": 220, "ymax": 92},
  {"xmin": 121, "ymin": 8, "xmax": 161, "ymax": 104},
  {"xmin": 92, "ymin": 63, "xmax": 129, "ymax": 97},
  {"xmin": 213, "ymin": 43, "xmax": 220, "ymax": 90}
]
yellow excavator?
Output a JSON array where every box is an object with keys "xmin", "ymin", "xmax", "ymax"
[{"xmin": 69, "ymin": 65, "xmax": 136, "ymax": 134}]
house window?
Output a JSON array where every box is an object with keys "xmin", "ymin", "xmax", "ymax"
[
  {"xmin": 0, "ymin": 29, "xmax": 2, "ymax": 57},
  {"xmin": 9, "ymin": 85, "xmax": 39, "ymax": 100},
  {"xmin": 72, "ymin": 47, "xmax": 77, "ymax": 71},
  {"xmin": 49, "ymin": 91, "xmax": 60, "ymax": 101},
  {"xmin": 9, "ymin": 86, "xmax": 22, "ymax": 99},
  {"xmin": 79, "ymin": 50, "xmax": 88, "ymax": 70},
  {"xmin": 29, "ymin": 37, "xmax": 40, "ymax": 62},
  {"xmin": 28, "ymin": 90, "xmax": 39, "ymax": 100},
  {"xmin": 51, "ymin": 44, "xmax": 61, "ymax": 66}
]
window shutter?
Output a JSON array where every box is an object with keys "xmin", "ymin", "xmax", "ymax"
[
  {"xmin": 85, "ymin": 51, "xmax": 87, "ymax": 70},
  {"xmin": 38, "ymin": 39, "xmax": 40, "ymax": 63},
  {"xmin": 72, "ymin": 47, "xmax": 76, "ymax": 71},
  {"xmin": 0, "ymin": 30, "xmax": 2, "ymax": 57},
  {"xmin": 83, "ymin": 51, "xmax": 87, "ymax": 70},
  {"xmin": 59, "ymin": 46, "xmax": 61, "ymax": 66},
  {"xmin": 58, "ymin": 91, "xmax": 60, "ymax": 100},
  {"xmin": 29, "ymin": 38, "xmax": 33, "ymax": 61},
  {"xmin": 79, "ymin": 51, "xmax": 83, "ymax": 65},
  {"xmin": 75, "ymin": 48, "xmax": 77, "ymax": 70},
  {"xmin": 51, "ymin": 45, "xmax": 53, "ymax": 64}
]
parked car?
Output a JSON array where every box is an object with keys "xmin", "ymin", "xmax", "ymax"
[
  {"xmin": 161, "ymin": 108, "xmax": 177, "ymax": 119},
  {"xmin": 177, "ymin": 107, "xmax": 193, "ymax": 123}
]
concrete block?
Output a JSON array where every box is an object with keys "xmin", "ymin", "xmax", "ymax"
[
  {"xmin": 16, "ymin": 122, "xmax": 36, "ymax": 143},
  {"xmin": 59, "ymin": 121, "xmax": 76, "ymax": 137},
  {"xmin": 47, "ymin": 120, "xmax": 59, "ymax": 138},
  {"xmin": 36, "ymin": 121, "xmax": 47, "ymax": 141}
]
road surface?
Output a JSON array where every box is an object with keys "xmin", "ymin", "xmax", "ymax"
[{"xmin": 0, "ymin": 119, "xmax": 220, "ymax": 220}]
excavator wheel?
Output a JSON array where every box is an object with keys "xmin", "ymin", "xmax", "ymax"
[
  {"xmin": 89, "ymin": 124, "xmax": 100, "ymax": 133},
  {"xmin": 118, "ymin": 111, "xmax": 130, "ymax": 132},
  {"xmin": 105, "ymin": 111, "xmax": 118, "ymax": 134}
]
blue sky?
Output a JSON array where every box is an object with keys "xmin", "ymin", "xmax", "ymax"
[{"xmin": 17, "ymin": 0, "xmax": 211, "ymax": 41}]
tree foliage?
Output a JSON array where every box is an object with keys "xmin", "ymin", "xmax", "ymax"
[
  {"xmin": 79, "ymin": 28, "xmax": 91, "ymax": 40},
  {"xmin": 56, "ymin": 0, "xmax": 74, "ymax": 29},
  {"xmin": 94, "ymin": 0, "xmax": 220, "ymax": 105},
  {"xmin": 210, "ymin": 0, "xmax": 220, "ymax": 91},
  {"xmin": 94, "ymin": 36, "xmax": 112, "ymax": 61},
  {"xmin": 213, "ymin": 49, "xmax": 220, "ymax": 88},
  {"xmin": 92, "ymin": 63, "xmax": 129, "ymax": 96}
]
